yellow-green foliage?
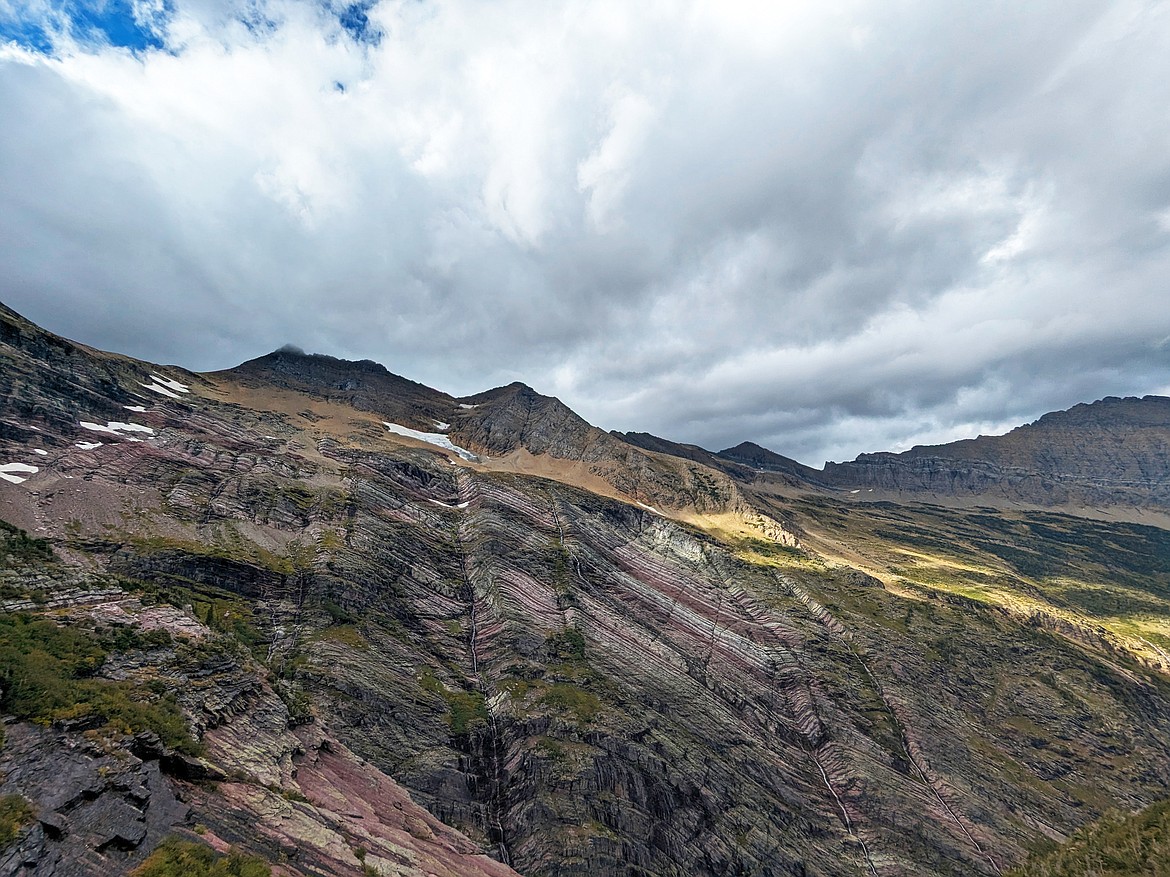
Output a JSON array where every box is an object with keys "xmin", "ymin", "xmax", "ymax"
[
  {"xmin": 418, "ymin": 670, "xmax": 488, "ymax": 735},
  {"xmin": 1007, "ymin": 799, "xmax": 1170, "ymax": 876},
  {"xmin": 0, "ymin": 794, "xmax": 35, "ymax": 848},
  {"xmin": 540, "ymin": 683, "xmax": 601, "ymax": 723},
  {"xmin": 726, "ymin": 533, "xmax": 813, "ymax": 570},
  {"xmin": 131, "ymin": 838, "xmax": 270, "ymax": 877},
  {"xmin": 0, "ymin": 614, "xmax": 199, "ymax": 755},
  {"xmin": 312, "ymin": 624, "xmax": 367, "ymax": 650},
  {"xmin": 316, "ymin": 529, "xmax": 345, "ymax": 552},
  {"xmin": 789, "ymin": 496, "xmax": 1170, "ymax": 662},
  {"xmin": 132, "ymin": 529, "xmax": 297, "ymax": 577}
]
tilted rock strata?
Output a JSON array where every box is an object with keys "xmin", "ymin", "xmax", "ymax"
[{"xmin": 3, "ymin": 301, "xmax": 1170, "ymax": 876}]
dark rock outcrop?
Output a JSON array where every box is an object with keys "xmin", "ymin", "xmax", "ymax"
[
  {"xmin": 822, "ymin": 395, "xmax": 1170, "ymax": 508},
  {"xmin": 0, "ymin": 722, "xmax": 188, "ymax": 876}
]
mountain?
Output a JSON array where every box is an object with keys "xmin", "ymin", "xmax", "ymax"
[
  {"xmin": 718, "ymin": 441, "xmax": 829, "ymax": 485},
  {"xmin": 3, "ymin": 300, "xmax": 1170, "ymax": 877},
  {"xmin": 822, "ymin": 395, "xmax": 1170, "ymax": 509}
]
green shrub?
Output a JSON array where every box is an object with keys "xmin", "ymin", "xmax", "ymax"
[
  {"xmin": 0, "ymin": 794, "xmax": 35, "ymax": 848},
  {"xmin": 445, "ymin": 689, "xmax": 488, "ymax": 735},
  {"xmin": 0, "ymin": 614, "xmax": 199, "ymax": 754},
  {"xmin": 546, "ymin": 627, "xmax": 586, "ymax": 663},
  {"xmin": 0, "ymin": 520, "xmax": 54, "ymax": 568},
  {"xmin": 321, "ymin": 600, "xmax": 358, "ymax": 626},
  {"xmin": 540, "ymin": 683, "xmax": 601, "ymax": 723},
  {"xmin": 418, "ymin": 670, "xmax": 488, "ymax": 736},
  {"xmin": 131, "ymin": 837, "xmax": 270, "ymax": 877}
]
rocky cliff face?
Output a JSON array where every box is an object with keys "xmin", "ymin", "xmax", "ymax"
[
  {"xmin": 3, "ymin": 302, "xmax": 1170, "ymax": 877},
  {"xmin": 822, "ymin": 396, "xmax": 1170, "ymax": 508}
]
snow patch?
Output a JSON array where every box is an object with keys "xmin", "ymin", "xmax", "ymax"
[
  {"xmin": 76, "ymin": 441, "xmax": 103, "ymax": 451},
  {"xmin": 141, "ymin": 382, "xmax": 181, "ymax": 399},
  {"xmin": 149, "ymin": 374, "xmax": 190, "ymax": 394},
  {"xmin": 637, "ymin": 502, "xmax": 662, "ymax": 515},
  {"xmin": 382, "ymin": 422, "xmax": 478, "ymax": 461},
  {"xmin": 457, "ymin": 403, "xmax": 478, "ymax": 409},
  {"xmin": 433, "ymin": 421, "xmax": 451, "ymax": 431},
  {"xmin": 428, "ymin": 498, "xmax": 471, "ymax": 510},
  {"xmin": 0, "ymin": 462, "xmax": 38, "ymax": 484},
  {"xmin": 124, "ymin": 405, "xmax": 148, "ymax": 413},
  {"xmin": 33, "ymin": 449, "xmax": 48, "ymax": 456},
  {"xmin": 850, "ymin": 489, "xmax": 861, "ymax": 494},
  {"xmin": 80, "ymin": 421, "xmax": 155, "ymax": 441}
]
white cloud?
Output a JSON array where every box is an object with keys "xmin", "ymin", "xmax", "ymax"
[{"xmin": 2, "ymin": 0, "xmax": 1169, "ymax": 464}]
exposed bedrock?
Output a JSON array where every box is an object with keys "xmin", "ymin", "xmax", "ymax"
[{"xmin": 5, "ymin": 302, "xmax": 1170, "ymax": 876}]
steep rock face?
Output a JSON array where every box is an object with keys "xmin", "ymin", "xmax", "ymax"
[
  {"xmin": 0, "ymin": 551, "xmax": 522, "ymax": 877},
  {"xmin": 0, "ymin": 722, "xmax": 188, "ymax": 877},
  {"xmin": 459, "ymin": 382, "xmax": 601, "ymax": 460},
  {"xmin": 823, "ymin": 396, "xmax": 1170, "ymax": 508},
  {"xmin": 456, "ymin": 383, "xmax": 751, "ymax": 516},
  {"xmin": 0, "ymin": 302, "xmax": 203, "ymax": 452},
  {"xmin": 4, "ymin": 302, "xmax": 1170, "ymax": 877}
]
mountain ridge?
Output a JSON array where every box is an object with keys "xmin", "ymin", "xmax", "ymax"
[
  {"xmin": 3, "ymin": 299, "xmax": 1170, "ymax": 877},
  {"xmin": 231, "ymin": 339, "xmax": 1170, "ymax": 515},
  {"xmin": 819, "ymin": 394, "xmax": 1170, "ymax": 509}
]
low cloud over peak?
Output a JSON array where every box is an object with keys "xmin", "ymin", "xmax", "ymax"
[{"xmin": 3, "ymin": 0, "xmax": 1169, "ymax": 465}]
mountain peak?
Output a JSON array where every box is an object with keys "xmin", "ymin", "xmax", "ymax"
[
  {"xmin": 717, "ymin": 440, "xmax": 825, "ymax": 482},
  {"xmin": 242, "ymin": 346, "xmax": 399, "ymax": 378},
  {"xmin": 221, "ymin": 346, "xmax": 453, "ymax": 426},
  {"xmin": 456, "ymin": 380, "xmax": 592, "ymax": 457}
]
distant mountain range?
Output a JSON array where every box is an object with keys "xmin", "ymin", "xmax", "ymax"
[
  {"xmin": 820, "ymin": 395, "xmax": 1170, "ymax": 508},
  {"xmin": 2, "ymin": 299, "xmax": 1169, "ymax": 877},
  {"xmin": 619, "ymin": 393, "xmax": 1170, "ymax": 514}
]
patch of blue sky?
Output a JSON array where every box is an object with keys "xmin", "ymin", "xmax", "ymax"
[
  {"xmin": 335, "ymin": 0, "xmax": 380, "ymax": 46},
  {"xmin": 0, "ymin": 0, "xmax": 169, "ymax": 54},
  {"xmin": 0, "ymin": 14, "xmax": 56, "ymax": 52}
]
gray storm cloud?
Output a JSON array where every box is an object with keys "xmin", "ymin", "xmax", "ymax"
[{"xmin": 1, "ymin": 0, "xmax": 1169, "ymax": 465}]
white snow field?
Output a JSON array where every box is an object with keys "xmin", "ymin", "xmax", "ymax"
[
  {"xmin": 0, "ymin": 462, "xmax": 39, "ymax": 484},
  {"xmin": 141, "ymin": 382, "xmax": 181, "ymax": 398},
  {"xmin": 382, "ymin": 422, "xmax": 478, "ymax": 462},
  {"xmin": 79, "ymin": 421, "xmax": 156, "ymax": 441},
  {"xmin": 150, "ymin": 375, "xmax": 190, "ymax": 393}
]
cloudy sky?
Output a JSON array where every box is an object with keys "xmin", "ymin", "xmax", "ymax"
[{"xmin": 2, "ymin": 0, "xmax": 1169, "ymax": 465}]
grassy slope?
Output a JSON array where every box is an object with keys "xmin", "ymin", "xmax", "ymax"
[
  {"xmin": 756, "ymin": 493, "xmax": 1170, "ymax": 669},
  {"xmin": 1007, "ymin": 799, "xmax": 1170, "ymax": 876}
]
